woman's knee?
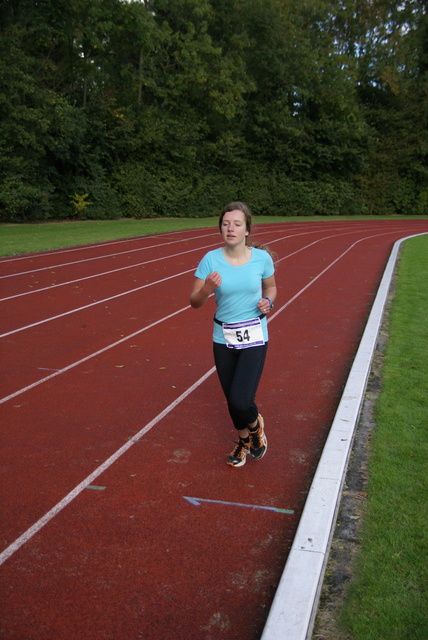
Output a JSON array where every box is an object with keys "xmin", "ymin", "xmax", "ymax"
[{"xmin": 228, "ymin": 396, "xmax": 256, "ymax": 423}]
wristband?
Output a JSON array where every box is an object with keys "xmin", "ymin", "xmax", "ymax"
[{"xmin": 264, "ymin": 297, "xmax": 274, "ymax": 310}]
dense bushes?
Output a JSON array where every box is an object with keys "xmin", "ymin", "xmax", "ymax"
[{"xmin": 0, "ymin": 0, "xmax": 426, "ymax": 221}]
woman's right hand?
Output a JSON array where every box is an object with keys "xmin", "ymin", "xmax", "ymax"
[
  {"xmin": 190, "ymin": 272, "xmax": 221, "ymax": 308},
  {"xmin": 204, "ymin": 271, "xmax": 222, "ymax": 293}
]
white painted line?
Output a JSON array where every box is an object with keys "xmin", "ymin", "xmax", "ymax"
[
  {"xmin": 0, "ymin": 227, "xmax": 216, "ymax": 264},
  {"xmin": 1, "ymin": 226, "xmax": 423, "ymax": 570},
  {"xmin": 270, "ymin": 229, "xmax": 402, "ymax": 320},
  {"xmin": 0, "ymin": 224, "xmax": 350, "ymax": 299},
  {"xmin": 0, "ymin": 229, "xmax": 411, "ymax": 400},
  {"xmin": 1, "ymin": 228, "xmax": 393, "ymax": 399},
  {"xmin": 0, "ymin": 220, "xmax": 336, "ymax": 266},
  {"xmin": 0, "ymin": 242, "xmax": 218, "ymax": 302},
  {"xmin": 2, "ymin": 221, "xmax": 297, "ymax": 276},
  {"xmin": 260, "ymin": 233, "xmax": 427, "ymax": 640},
  {"xmin": 0, "ymin": 305, "xmax": 192, "ymax": 404},
  {"xmin": 0, "ymin": 366, "xmax": 216, "ymax": 566},
  {"xmin": 0, "ymin": 268, "xmax": 195, "ymax": 338},
  {"xmin": 0, "ymin": 231, "xmax": 218, "ymax": 279},
  {"xmin": 0, "ymin": 227, "xmax": 380, "ymax": 334}
]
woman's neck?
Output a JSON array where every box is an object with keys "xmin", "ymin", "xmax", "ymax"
[{"xmin": 222, "ymin": 244, "xmax": 251, "ymax": 265}]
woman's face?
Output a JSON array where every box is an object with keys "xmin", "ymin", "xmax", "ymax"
[{"xmin": 220, "ymin": 210, "xmax": 249, "ymax": 247}]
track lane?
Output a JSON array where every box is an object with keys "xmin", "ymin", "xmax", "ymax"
[
  {"xmin": 0, "ymin": 236, "xmax": 220, "ymax": 300},
  {"xmin": 0, "ymin": 222, "xmax": 354, "ymax": 302},
  {"xmin": 1, "ymin": 220, "xmax": 428, "ymax": 640},
  {"xmin": 1, "ymin": 226, "xmax": 373, "ymax": 396},
  {"xmin": 2, "ymin": 226, "xmax": 384, "ymax": 542},
  {"xmin": 0, "ymin": 224, "xmax": 418, "ymax": 536},
  {"xmin": 0, "ymin": 223, "xmax": 395, "ymax": 347},
  {"xmin": 0, "ymin": 228, "xmax": 219, "ymax": 273}
]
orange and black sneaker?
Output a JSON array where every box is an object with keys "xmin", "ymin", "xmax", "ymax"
[
  {"xmin": 249, "ymin": 414, "xmax": 267, "ymax": 459},
  {"xmin": 227, "ymin": 438, "xmax": 250, "ymax": 467}
]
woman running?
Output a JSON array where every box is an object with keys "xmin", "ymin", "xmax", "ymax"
[{"xmin": 190, "ymin": 202, "xmax": 277, "ymax": 467}]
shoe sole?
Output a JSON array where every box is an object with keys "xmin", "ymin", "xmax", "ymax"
[{"xmin": 227, "ymin": 456, "xmax": 247, "ymax": 467}]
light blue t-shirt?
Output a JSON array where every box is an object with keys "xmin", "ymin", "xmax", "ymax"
[{"xmin": 195, "ymin": 247, "xmax": 275, "ymax": 344}]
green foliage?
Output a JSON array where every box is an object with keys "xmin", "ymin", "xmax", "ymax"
[
  {"xmin": 0, "ymin": 0, "xmax": 426, "ymax": 221},
  {"xmin": 69, "ymin": 193, "xmax": 92, "ymax": 218},
  {"xmin": 0, "ymin": 177, "xmax": 53, "ymax": 222}
]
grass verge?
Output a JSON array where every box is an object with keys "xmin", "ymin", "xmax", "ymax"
[
  {"xmin": 339, "ymin": 234, "xmax": 428, "ymax": 639},
  {"xmin": 0, "ymin": 218, "xmax": 217, "ymax": 257},
  {"xmin": 0, "ymin": 215, "xmax": 418, "ymax": 257}
]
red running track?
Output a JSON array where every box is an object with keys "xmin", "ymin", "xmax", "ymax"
[{"xmin": 1, "ymin": 219, "xmax": 427, "ymax": 640}]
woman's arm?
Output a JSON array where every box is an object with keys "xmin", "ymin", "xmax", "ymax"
[
  {"xmin": 190, "ymin": 272, "xmax": 222, "ymax": 309},
  {"xmin": 257, "ymin": 274, "xmax": 277, "ymax": 313}
]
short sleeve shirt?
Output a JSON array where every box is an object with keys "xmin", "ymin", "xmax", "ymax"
[{"xmin": 195, "ymin": 247, "xmax": 275, "ymax": 344}]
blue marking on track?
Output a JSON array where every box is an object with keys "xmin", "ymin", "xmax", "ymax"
[{"xmin": 183, "ymin": 496, "xmax": 294, "ymax": 514}]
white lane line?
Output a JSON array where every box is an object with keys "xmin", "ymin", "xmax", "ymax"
[
  {"xmin": 0, "ymin": 218, "xmax": 322, "ymax": 282},
  {"xmin": 0, "ymin": 228, "xmax": 403, "ymax": 399},
  {"xmin": 0, "ymin": 231, "xmax": 218, "ymax": 279},
  {"xmin": 0, "ymin": 268, "xmax": 194, "ymax": 339},
  {"xmin": 0, "ymin": 241, "xmax": 220, "ymax": 302},
  {"xmin": 0, "ymin": 229, "xmax": 423, "ymax": 569},
  {"xmin": 0, "ymin": 220, "xmax": 412, "ymax": 270},
  {"xmin": 269, "ymin": 228, "xmax": 408, "ymax": 317},
  {"xmin": 0, "ymin": 220, "xmax": 323, "ymax": 266},
  {"xmin": 0, "ymin": 226, "xmax": 368, "ymax": 333},
  {"xmin": 0, "ymin": 222, "xmax": 356, "ymax": 289},
  {"xmin": 0, "ymin": 228, "xmax": 353, "ymax": 302},
  {"xmin": 260, "ymin": 233, "xmax": 428, "ymax": 640},
  {"xmin": 0, "ymin": 304, "xmax": 192, "ymax": 405},
  {"xmin": 1, "ymin": 221, "xmax": 295, "ymax": 277},
  {"xmin": 2, "ymin": 222, "xmax": 393, "ymax": 305},
  {"xmin": 0, "ymin": 227, "xmax": 216, "ymax": 264},
  {"xmin": 0, "ymin": 366, "xmax": 216, "ymax": 566}
]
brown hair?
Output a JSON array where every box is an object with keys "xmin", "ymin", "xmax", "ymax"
[{"xmin": 219, "ymin": 201, "xmax": 275, "ymax": 258}]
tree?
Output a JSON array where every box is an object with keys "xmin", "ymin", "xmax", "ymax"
[
  {"xmin": 0, "ymin": 0, "xmax": 426, "ymax": 220},
  {"xmin": 348, "ymin": 0, "xmax": 428, "ymax": 213}
]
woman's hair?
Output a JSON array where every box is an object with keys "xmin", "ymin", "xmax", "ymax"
[{"xmin": 219, "ymin": 201, "xmax": 275, "ymax": 258}]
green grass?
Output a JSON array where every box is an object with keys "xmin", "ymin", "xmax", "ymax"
[
  {"xmin": 0, "ymin": 215, "xmax": 420, "ymax": 257},
  {"xmin": 0, "ymin": 218, "xmax": 217, "ymax": 257},
  {"xmin": 341, "ymin": 234, "xmax": 428, "ymax": 639}
]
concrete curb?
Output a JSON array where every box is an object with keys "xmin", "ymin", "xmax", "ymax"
[{"xmin": 261, "ymin": 233, "xmax": 426, "ymax": 640}]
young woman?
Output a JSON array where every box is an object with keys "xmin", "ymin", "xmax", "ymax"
[{"xmin": 190, "ymin": 202, "xmax": 277, "ymax": 467}]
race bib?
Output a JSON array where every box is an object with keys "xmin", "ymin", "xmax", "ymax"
[{"xmin": 222, "ymin": 318, "xmax": 265, "ymax": 349}]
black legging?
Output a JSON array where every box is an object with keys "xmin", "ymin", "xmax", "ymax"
[{"xmin": 213, "ymin": 342, "xmax": 268, "ymax": 431}]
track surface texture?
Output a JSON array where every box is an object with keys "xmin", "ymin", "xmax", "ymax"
[{"xmin": 1, "ymin": 219, "xmax": 427, "ymax": 640}]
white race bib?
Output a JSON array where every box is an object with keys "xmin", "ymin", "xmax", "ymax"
[{"xmin": 222, "ymin": 318, "xmax": 265, "ymax": 349}]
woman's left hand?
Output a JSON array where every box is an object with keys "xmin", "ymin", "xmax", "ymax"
[{"xmin": 257, "ymin": 298, "xmax": 272, "ymax": 314}]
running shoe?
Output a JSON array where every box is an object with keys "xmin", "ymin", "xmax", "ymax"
[
  {"xmin": 227, "ymin": 439, "xmax": 250, "ymax": 467},
  {"xmin": 249, "ymin": 414, "xmax": 267, "ymax": 459}
]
